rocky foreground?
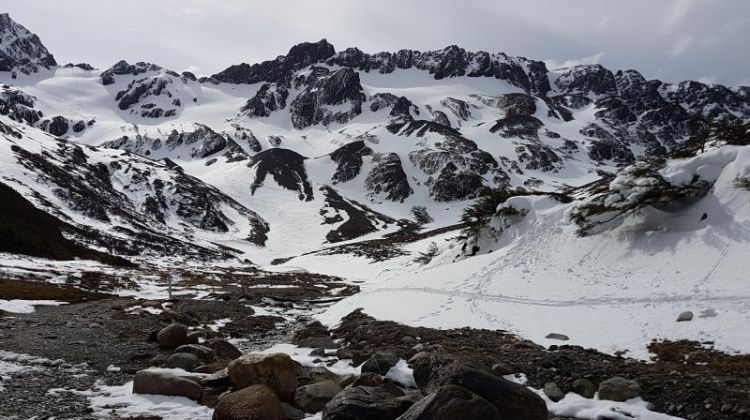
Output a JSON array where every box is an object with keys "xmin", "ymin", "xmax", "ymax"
[{"xmin": 0, "ymin": 273, "xmax": 749, "ymax": 420}]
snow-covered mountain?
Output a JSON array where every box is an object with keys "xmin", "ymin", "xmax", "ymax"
[
  {"xmin": 0, "ymin": 13, "xmax": 748, "ymax": 264},
  {"xmin": 1, "ymin": 12, "xmax": 749, "ymax": 356},
  {"xmin": 0, "ymin": 13, "xmax": 56, "ymax": 76}
]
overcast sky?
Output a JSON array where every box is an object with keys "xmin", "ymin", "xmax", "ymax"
[{"xmin": 5, "ymin": 0, "xmax": 750, "ymax": 86}]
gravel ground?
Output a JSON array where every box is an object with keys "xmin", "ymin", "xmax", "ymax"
[{"xmin": 0, "ymin": 275, "xmax": 349, "ymax": 419}]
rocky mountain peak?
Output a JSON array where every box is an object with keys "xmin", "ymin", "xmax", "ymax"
[
  {"xmin": 285, "ymin": 38, "xmax": 335, "ymax": 66},
  {"xmin": 0, "ymin": 13, "xmax": 57, "ymax": 75},
  {"xmin": 209, "ymin": 39, "xmax": 336, "ymax": 85}
]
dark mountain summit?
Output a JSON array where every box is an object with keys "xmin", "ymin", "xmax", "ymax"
[{"xmin": 0, "ymin": 13, "xmax": 56, "ymax": 75}]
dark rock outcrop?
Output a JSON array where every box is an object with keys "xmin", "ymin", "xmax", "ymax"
[
  {"xmin": 290, "ymin": 67, "xmax": 365, "ymax": 128},
  {"xmin": 323, "ymin": 386, "xmax": 414, "ymax": 420},
  {"xmin": 211, "ymin": 39, "xmax": 335, "ymax": 84},
  {"xmin": 0, "ymin": 13, "xmax": 57, "ymax": 75},
  {"xmin": 248, "ymin": 148, "xmax": 313, "ymax": 200},
  {"xmin": 365, "ymin": 153, "xmax": 413, "ymax": 202},
  {"xmin": 396, "ymin": 385, "xmax": 501, "ymax": 420},
  {"xmin": 330, "ymin": 140, "xmax": 373, "ymax": 183}
]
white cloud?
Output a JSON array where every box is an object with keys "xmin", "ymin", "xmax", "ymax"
[
  {"xmin": 669, "ymin": 33, "xmax": 695, "ymax": 60},
  {"xmin": 662, "ymin": 0, "xmax": 695, "ymax": 33},
  {"xmin": 544, "ymin": 52, "xmax": 605, "ymax": 70},
  {"xmin": 698, "ymin": 75, "xmax": 717, "ymax": 85}
]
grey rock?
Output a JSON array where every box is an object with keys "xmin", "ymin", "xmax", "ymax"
[
  {"xmin": 174, "ymin": 344, "xmax": 216, "ymax": 363},
  {"xmin": 212, "ymin": 384, "xmax": 284, "ymax": 420},
  {"xmin": 545, "ymin": 333, "xmax": 570, "ymax": 341},
  {"xmin": 281, "ymin": 402, "xmax": 305, "ymax": 420},
  {"xmin": 322, "ymin": 385, "xmax": 414, "ymax": 420},
  {"xmin": 206, "ymin": 338, "xmax": 242, "ymax": 360},
  {"xmin": 297, "ymin": 336, "xmax": 338, "ymax": 349},
  {"xmin": 166, "ymin": 352, "xmax": 202, "ymax": 371},
  {"xmin": 132, "ymin": 370, "xmax": 202, "ymax": 401},
  {"xmin": 543, "ymin": 382, "xmax": 565, "ymax": 402},
  {"xmin": 294, "ymin": 380, "xmax": 343, "ymax": 413},
  {"xmin": 361, "ymin": 352, "xmax": 400, "ymax": 375},
  {"xmin": 396, "ymin": 384, "xmax": 500, "ymax": 420},
  {"xmin": 228, "ymin": 353, "xmax": 298, "ymax": 401},
  {"xmin": 598, "ymin": 377, "xmax": 641, "ymax": 402},
  {"xmin": 410, "ymin": 353, "xmax": 547, "ymax": 420},
  {"xmin": 490, "ymin": 362, "xmax": 513, "ymax": 376},
  {"xmin": 571, "ymin": 378, "xmax": 597, "ymax": 398},
  {"xmin": 677, "ymin": 311, "xmax": 694, "ymax": 322},
  {"xmin": 157, "ymin": 323, "xmax": 188, "ymax": 349}
]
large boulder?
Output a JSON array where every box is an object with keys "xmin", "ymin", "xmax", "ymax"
[
  {"xmin": 207, "ymin": 338, "xmax": 242, "ymax": 360},
  {"xmin": 543, "ymin": 382, "xmax": 565, "ymax": 402},
  {"xmin": 361, "ymin": 352, "xmax": 400, "ymax": 375},
  {"xmin": 293, "ymin": 320, "xmax": 330, "ymax": 343},
  {"xmin": 132, "ymin": 370, "xmax": 202, "ymax": 401},
  {"xmin": 571, "ymin": 378, "xmax": 597, "ymax": 398},
  {"xmin": 597, "ymin": 377, "xmax": 641, "ymax": 402},
  {"xmin": 410, "ymin": 354, "xmax": 547, "ymax": 420},
  {"xmin": 166, "ymin": 352, "xmax": 202, "ymax": 371},
  {"xmin": 396, "ymin": 385, "xmax": 500, "ymax": 420},
  {"xmin": 174, "ymin": 344, "xmax": 216, "ymax": 363},
  {"xmin": 297, "ymin": 336, "xmax": 338, "ymax": 349},
  {"xmin": 157, "ymin": 323, "xmax": 189, "ymax": 349},
  {"xmin": 294, "ymin": 380, "xmax": 343, "ymax": 413},
  {"xmin": 212, "ymin": 385, "xmax": 285, "ymax": 420},
  {"xmin": 228, "ymin": 353, "xmax": 298, "ymax": 401},
  {"xmin": 322, "ymin": 385, "xmax": 414, "ymax": 420}
]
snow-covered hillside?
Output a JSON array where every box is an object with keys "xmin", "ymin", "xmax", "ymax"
[
  {"xmin": 1, "ymin": 13, "xmax": 749, "ymax": 359},
  {"xmin": 316, "ymin": 145, "xmax": 750, "ymax": 358}
]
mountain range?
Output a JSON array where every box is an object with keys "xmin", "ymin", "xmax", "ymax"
[{"xmin": 2, "ymin": 12, "xmax": 748, "ymax": 267}]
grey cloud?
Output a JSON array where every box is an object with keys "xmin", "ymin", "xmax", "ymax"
[{"xmin": 4, "ymin": 0, "xmax": 749, "ymax": 86}]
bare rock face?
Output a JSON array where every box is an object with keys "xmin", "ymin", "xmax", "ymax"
[
  {"xmin": 326, "ymin": 45, "xmax": 550, "ymax": 95},
  {"xmin": 440, "ymin": 97, "xmax": 472, "ymax": 121},
  {"xmin": 0, "ymin": 13, "xmax": 57, "ymax": 75},
  {"xmin": 474, "ymin": 93, "xmax": 536, "ymax": 117},
  {"xmin": 241, "ymin": 83, "xmax": 289, "ymax": 117},
  {"xmin": 100, "ymin": 60, "xmax": 197, "ymax": 119},
  {"xmin": 248, "ymin": 148, "xmax": 314, "ymax": 201},
  {"xmin": 490, "ymin": 115, "xmax": 544, "ymax": 140},
  {"xmin": 555, "ymin": 64, "xmax": 617, "ymax": 96},
  {"xmin": 365, "ymin": 153, "xmax": 413, "ymax": 202},
  {"xmin": 289, "ymin": 67, "xmax": 365, "ymax": 129},
  {"xmin": 227, "ymin": 353, "xmax": 298, "ymax": 402},
  {"xmin": 211, "ymin": 39, "xmax": 335, "ymax": 85},
  {"xmin": 132, "ymin": 370, "xmax": 202, "ymax": 401},
  {"xmin": 330, "ymin": 140, "xmax": 373, "ymax": 184},
  {"xmin": 0, "ymin": 86, "xmax": 42, "ymax": 124},
  {"xmin": 212, "ymin": 385, "xmax": 285, "ymax": 420}
]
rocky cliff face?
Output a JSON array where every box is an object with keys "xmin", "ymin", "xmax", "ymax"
[
  {"xmin": 0, "ymin": 13, "xmax": 56, "ymax": 76},
  {"xmin": 100, "ymin": 60, "xmax": 200, "ymax": 119}
]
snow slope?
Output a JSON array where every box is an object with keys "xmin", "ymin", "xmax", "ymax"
[{"xmin": 317, "ymin": 146, "xmax": 750, "ymax": 359}]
